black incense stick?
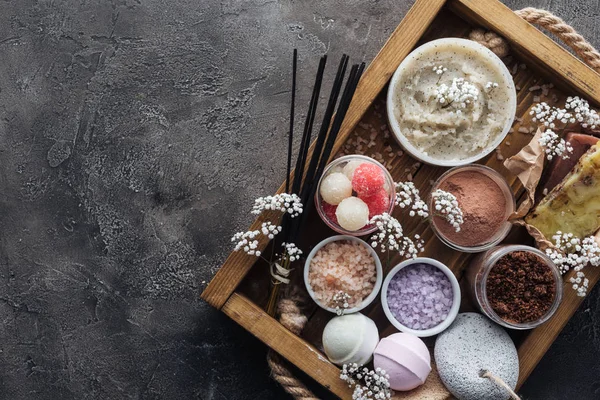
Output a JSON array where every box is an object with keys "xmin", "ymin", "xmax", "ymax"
[
  {"xmin": 285, "ymin": 49, "xmax": 297, "ymax": 194},
  {"xmin": 299, "ymin": 55, "xmax": 349, "ymax": 204},
  {"xmin": 291, "ymin": 55, "xmax": 327, "ymax": 196},
  {"xmin": 292, "ymin": 62, "xmax": 365, "ymax": 240}
]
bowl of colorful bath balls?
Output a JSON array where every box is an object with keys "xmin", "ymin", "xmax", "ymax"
[{"xmin": 315, "ymin": 155, "xmax": 396, "ymax": 236}]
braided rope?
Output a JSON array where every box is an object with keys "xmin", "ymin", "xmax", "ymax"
[
  {"xmin": 269, "ymin": 8, "xmax": 600, "ymax": 400},
  {"xmin": 469, "ymin": 29, "xmax": 510, "ymax": 58},
  {"xmin": 516, "ymin": 8, "xmax": 600, "ymax": 72},
  {"xmin": 267, "ymin": 289, "xmax": 319, "ymax": 399},
  {"xmin": 471, "ymin": 8, "xmax": 600, "ymax": 72}
]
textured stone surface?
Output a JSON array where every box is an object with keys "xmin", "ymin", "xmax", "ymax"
[
  {"xmin": 0, "ymin": 0, "xmax": 599, "ymax": 399},
  {"xmin": 435, "ymin": 313, "xmax": 518, "ymax": 400}
]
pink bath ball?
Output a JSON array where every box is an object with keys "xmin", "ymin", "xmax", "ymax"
[
  {"xmin": 352, "ymin": 163, "xmax": 385, "ymax": 196},
  {"xmin": 374, "ymin": 333, "xmax": 431, "ymax": 391},
  {"xmin": 359, "ymin": 188, "xmax": 390, "ymax": 219},
  {"xmin": 322, "ymin": 201, "xmax": 338, "ymax": 224}
]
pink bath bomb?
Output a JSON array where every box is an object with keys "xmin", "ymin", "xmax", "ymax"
[
  {"xmin": 359, "ymin": 188, "xmax": 390, "ymax": 219},
  {"xmin": 352, "ymin": 163, "xmax": 385, "ymax": 196},
  {"xmin": 373, "ymin": 333, "xmax": 431, "ymax": 391}
]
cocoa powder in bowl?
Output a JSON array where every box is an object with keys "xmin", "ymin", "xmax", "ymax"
[
  {"xmin": 486, "ymin": 250, "xmax": 556, "ymax": 324},
  {"xmin": 433, "ymin": 169, "xmax": 508, "ymax": 247}
]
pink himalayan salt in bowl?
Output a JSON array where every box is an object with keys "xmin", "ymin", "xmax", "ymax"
[
  {"xmin": 381, "ymin": 257, "xmax": 461, "ymax": 337},
  {"xmin": 304, "ymin": 235, "xmax": 383, "ymax": 314}
]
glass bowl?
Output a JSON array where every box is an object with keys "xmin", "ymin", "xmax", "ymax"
[
  {"xmin": 315, "ymin": 155, "xmax": 396, "ymax": 236},
  {"xmin": 429, "ymin": 164, "xmax": 516, "ymax": 253},
  {"xmin": 381, "ymin": 257, "xmax": 461, "ymax": 337},
  {"xmin": 304, "ymin": 235, "xmax": 383, "ymax": 314},
  {"xmin": 465, "ymin": 245, "xmax": 563, "ymax": 330}
]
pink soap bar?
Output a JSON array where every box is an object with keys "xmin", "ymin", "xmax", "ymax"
[
  {"xmin": 373, "ymin": 333, "xmax": 431, "ymax": 391},
  {"xmin": 538, "ymin": 132, "xmax": 599, "ymax": 200}
]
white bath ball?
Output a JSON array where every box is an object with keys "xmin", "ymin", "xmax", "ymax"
[
  {"xmin": 342, "ymin": 160, "xmax": 363, "ymax": 181},
  {"xmin": 322, "ymin": 313, "xmax": 380, "ymax": 366},
  {"xmin": 435, "ymin": 313, "xmax": 519, "ymax": 400},
  {"xmin": 336, "ymin": 197, "xmax": 369, "ymax": 231},
  {"xmin": 319, "ymin": 172, "xmax": 353, "ymax": 205}
]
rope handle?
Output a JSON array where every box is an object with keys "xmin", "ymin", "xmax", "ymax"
[
  {"xmin": 270, "ymin": 8, "xmax": 600, "ymax": 400},
  {"xmin": 470, "ymin": 8, "xmax": 600, "ymax": 73}
]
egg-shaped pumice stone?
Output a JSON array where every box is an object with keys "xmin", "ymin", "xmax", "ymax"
[
  {"xmin": 336, "ymin": 197, "xmax": 370, "ymax": 231},
  {"xmin": 343, "ymin": 160, "xmax": 363, "ymax": 180},
  {"xmin": 320, "ymin": 172, "xmax": 353, "ymax": 205},
  {"xmin": 374, "ymin": 333, "xmax": 431, "ymax": 391},
  {"xmin": 435, "ymin": 313, "xmax": 519, "ymax": 400},
  {"xmin": 322, "ymin": 313, "xmax": 379, "ymax": 366}
]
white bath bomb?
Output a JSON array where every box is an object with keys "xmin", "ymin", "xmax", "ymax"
[
  {"xmin": 336, "ymin": 197, "xmax": 369, "ymax": 231},
  {"xmin": 322, "ymin": 313, "xmax": 379, "ymax": 366},
  {"xmin": 434, "ymin": 313, "xmax": 519, "ymax": 400},
  {"xmin": 319, "ymin": 172, "xmax": 353, "ymax": 205},
  {"xmin": 374, "ymin": 333, "xmax": 431, "ymax": 391},
  {"xmin": 343, "ymin": 160, "xmax": 363, "ymax": 180}
]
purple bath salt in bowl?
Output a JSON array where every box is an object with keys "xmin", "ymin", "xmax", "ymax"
[{"xmin": 382, "ymin": 258, "xmax": 461, "ymax": 337}]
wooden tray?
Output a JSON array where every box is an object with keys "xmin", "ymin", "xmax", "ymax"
[{"xmin": 202, "ymin": 0, "xmax": 600, "ymax": 398}]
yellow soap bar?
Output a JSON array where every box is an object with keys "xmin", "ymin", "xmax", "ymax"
[{"xmin": 526, "ymin": 143, "xmax": 600, "ymax": 239}]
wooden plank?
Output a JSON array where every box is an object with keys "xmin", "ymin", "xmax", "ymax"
[
  {"xmin": 221, "ymin": 292, "xmax": 353, "ymax": 399},
  {"xmin": 201, "ymin": 0, "xmax": 448, "ymax": 309},
  {"xmin": 448, "ymin": 0, "xmax": 600, "ymax": 105}
]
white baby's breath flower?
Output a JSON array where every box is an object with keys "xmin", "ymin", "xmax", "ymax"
[
  {"xmin": 431, "ymin": 189, "xmax": 464, "ymax": 232},
  {"xmin": 252, "ymin": 193, "xmax": 303, "ymax": 217},
  {"xmin": 231, "ymin": 230, "xmax": 261, "ymax": 256},
  {"xmin": 545, "ymin": 232, "xmax": 600, "ymax": 296},
  {"xmin": 395, "ymin": 182, "xmax": 429, "ymax": 218},
  {"xmin": 434, "ymin": 77, "xmax": 479, "ymax": 110},
  {"xmin": 369, "ymin": 213, "xmax": 424, "ymax": 259},
  {"xmin": 281, "ymin": 242, "xmax": 303, "ymax": 262},
  {"xmin": 332, "ymin": 291, "xmax": 352, "ymax": 316},
  {"xmin": 565, "ymin": 96, "xmax": 600, "ymax": 129},
  {"xmin": 538, "ymin": 129, "xmax": 573, "ymax": 161},
  {"xmin": 484, "ymin": 81, "xmax": 499, "ymax": 92},
  {"xmin": 261, "ymin": 222, "xmax": 282, "ymax": 239},
  {"xmin": 432, "ymin": 65, "xmax": 448, "ymax": 75},
  {"xmin": 340, "ymin": 363, "xmax": 392, "ymax": 400}
]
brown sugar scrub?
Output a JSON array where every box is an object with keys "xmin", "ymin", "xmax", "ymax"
[
  {"xmin": 486, "ymin": 251, "xmax": 557, "ymax": 324},
  {"xmin": 431, "ymin": 165, "xmax": 514, "ymax": 251}
]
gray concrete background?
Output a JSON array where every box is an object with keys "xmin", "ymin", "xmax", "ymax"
[{"xmin": 0, "ymin": 0, "xmax": 599, "ymax": 399}]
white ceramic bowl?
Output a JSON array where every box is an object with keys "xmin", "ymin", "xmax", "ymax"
[
  {"xmin": 381, "ymin": 257, "xmax": 461, "ymax": 337},
  {"xmin": 386, "ymin": 38, "xmax": 517, "ymax": 167},
  {"xmin": 304, "ymin": 235, "xmax": 383, "ymax": 314}
]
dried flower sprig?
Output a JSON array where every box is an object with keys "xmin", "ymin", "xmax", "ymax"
[
  {"xmin": 340, "ymin": 363, "xmax": 392, "ymax": 400},
  {"xmin": 395, "ymin": 182, "xmax": 429, "ymax": 218},
  {"xmin": 484, "ymin": 81, "xmax": 499, "ymax": 92},
  {"xmin": 435, "ymin": 77, "xmax": 480, "ymax": 110},
  {"xmin": 261, "ymin": 222, "xmax": 282, "ymax": 239},
  {"xmin": 369, "ymin": 213, "xmax": 424, "ymax": 259},
  {"xmin": 545, "ymin": 231, "xmax": 600, "ymax": 296},
  {"xmin": 232, "ymin": 230, "xmax": 261, "ymax": 256},
  {"xmin": 232, "ymin": 194, "xmax": 304, "ymax": 288},
  {"xmin": 538, "ymin": 129, "xmax": 573, "ymax": 160},
  {"xmin": 252, "ymin": 193, "xmax": 303, "ymax": 217},
  {"xmin": 565, "ymin": 96, "xmax": 600, "ymax": 129},
  {"xmin": 332, "ymin": 291, "xmax": 352, "ymax": 316},
  {"xmin": 431, "ymin": 189, "xmax": 464, "ymax": 232},
  {"xmin": 432, "ymin": 65, "xmax": 448, "ymax": 75},
  {"xmin": 282, "ymin": 242, "xmax": 302, "ymax": 262},
  {"xmin": 530, "ymin": 97, "xmax": 600, "ymax": 160},
  {"xmin": 530, "ymin": 101, "xmax": 574, "ymax": 128}
]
